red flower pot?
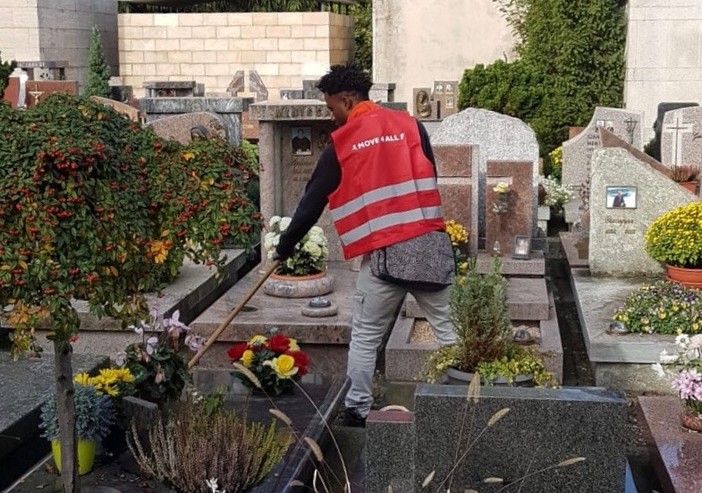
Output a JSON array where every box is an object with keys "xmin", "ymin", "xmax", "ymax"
[{"xmin": 666, "ymin": 264, "xmax": 702, "ymax": 289}]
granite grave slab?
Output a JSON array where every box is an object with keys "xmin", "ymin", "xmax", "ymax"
[
  {"xmin": 639, "ymin": 396, "xmax": 702, "ymax": 493},
  {"xmin": 89, "ymin": 96, "xmax": 140, "ymax": 122},
  {"xmin": 589, "ymin": 147, "xmax": 697, "ymax": 276},
  {"xmin": 411, "ymin": 384, "xmax": 627, "ymax": 493},
  {"xmin": 431, "ymin": 108, "xmax": 540, "ymax": 242},
  {"xmin": 365, "ymin": 410, "xmax": 414, "ymax": 493},
  {"xmin": 147, "ymin": 111, "xmax": 229, "ymax": 145},
  {"xmin": 561, "ymin": 107, "xmax": 643, "ymax": 191}
]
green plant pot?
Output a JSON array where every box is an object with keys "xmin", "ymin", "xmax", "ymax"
[{"xmin": 51, "ymin": 439, "xmax": 96, "ymax": 475}]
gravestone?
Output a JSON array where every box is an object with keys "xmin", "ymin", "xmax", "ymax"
[
  {"xmin": 146, "ymin": 112, "xmax": 228, "ymax": 145},
  {"xmin": 89, "ymin": 96, "xmax": 140, "ymax": 122},
  {"xmin": 562, "ymin": 107, "xmax": 644, "ymax": 191},
  {"xmin": 366, "ymin": 384, "xmax": 628, "ymax": 493},
  {"xmin": 432, "ymin": 80, "xmax": 458, "ymax": 119},
  {"xmin": 485, "ymin": 160, "xmax": 534, "ymax": 255},
  {"xmin": 369, "ymin": 82, "xmax": 396, "ymax": 103},
  {"xmin": 660, "ymin": 106, "xmax": 702, "ymax": 168},
  {"xmin": 431, "ymin": 108, "xmax": 540, "ymax": 244},
  {"xmin": 589, "ymin": 146, "xmax": 698, "ymax": 276},
  {"xmin": 651, "ymin": 102, "xmax": 698, "ymax": 162},
  {"xmin": 227, "ymin": 70, "xmax": 245, "ymax": 97},
  {"xmin": 434, "ymin": 145, "xmax": 479, "ymax": 254}
]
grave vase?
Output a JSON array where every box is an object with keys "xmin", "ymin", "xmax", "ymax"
[
  {"xmin": 262, "ymin": 270, "xmax": 334, "ymax": 298},
  {"xmin": 665, "ymin": 265, "xmax": 702, "ymax": 289},
  {"xmin": 678, "ymin": 181, "xmax": 698, "ymax": 194}
]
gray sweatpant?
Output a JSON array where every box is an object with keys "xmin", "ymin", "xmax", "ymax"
[{"xmin": 345, "ymin": 256, "xmax": 457, "ymax": 416}]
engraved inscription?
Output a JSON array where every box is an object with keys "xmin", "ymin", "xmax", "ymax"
[
  {"xmin": 605, "ymin": 229, "xmax": 616, "ymax": 234},
  {"xmin": 291, "ymin": 157, "xmax": 314, "ymax": 182}
]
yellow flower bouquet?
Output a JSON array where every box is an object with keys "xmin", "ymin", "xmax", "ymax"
[{"xmin": 227, "ymin": 327, "xmax": 310, "ymax": 396}]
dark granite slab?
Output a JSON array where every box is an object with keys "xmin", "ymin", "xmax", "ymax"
[
  {"xmin": 0, "ymin": 353, "xmax": 109, "ymax": 490},
  {"xmin": 413, "ymin": 384, "xmax": 627, "ymax": 493},
  {"xmin": 366, "ymin": 410, "xmax": 415, "ymax": 493},
  {"xmin": 639, "ymin": 396, "xmax": 702, "ymax": 493}
]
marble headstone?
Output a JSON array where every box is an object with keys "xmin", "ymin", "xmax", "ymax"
[
  {"xmin": 249, "ymin": 70, "xmax": 269, "ymax": 101},
  {"xmin": 404, "ymin": 384, "xmax": 627, "ymax": 493},
  {"xmin": 562, "ymin": 107, "xmax": 644, "ymax": 191},
  {"xmin": 431, "ymin": 108, "xmax": 540, "ymax": 241},
  {"xmin": 660, "ymin": 106, "xmax": 702, "ymax": 169},
  {"xmin": 369, "ymin": 82, "xmax": 396, "ymax": 103},
  {"xmin": 589, "ymin": 147, "xmax": 698, "ymax": 276}
]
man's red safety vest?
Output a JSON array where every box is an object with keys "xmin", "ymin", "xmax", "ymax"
[{"xmin": 328, "ymin": 107, "xmax": 445, "ymax": 259}]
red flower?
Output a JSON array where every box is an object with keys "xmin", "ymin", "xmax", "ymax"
[
  {"xmin": 288, "ymin": 350, "xmax": 310, "ymax": 376},
  {"xmin": 227, "ymin": 343, "xmax": 247, "ymax": 362},
  {"xmin": 269, "ymin": 334, "xmax": 291, "ymax": 353}
]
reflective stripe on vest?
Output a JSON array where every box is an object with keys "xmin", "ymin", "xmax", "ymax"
[
  {"xmin": 338, "ymin": 205, "xmax": 444, "ymax": 246},
  {"xmin": 329, "ymin": 177, "xmax": 439, "ymax": 222}
]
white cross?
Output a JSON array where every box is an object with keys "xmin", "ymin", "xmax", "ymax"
[{"xmin": 663, "ymin": 115, "xmax": 694, "ymax": 167}]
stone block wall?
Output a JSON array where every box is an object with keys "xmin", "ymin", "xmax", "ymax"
[
  {"xmin": 118, "ymin": 12, "xmax": 354, "ymax": 99},
  {"xmin": 0, "ymin": 0, "xmax": 118, "ymax": 89}
]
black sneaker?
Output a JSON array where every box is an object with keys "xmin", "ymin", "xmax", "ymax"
[{"xmin": 341, "ymin": 408, "xmax": 367, "ymax": 428}]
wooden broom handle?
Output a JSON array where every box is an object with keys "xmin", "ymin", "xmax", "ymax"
[{"xmin": 188, "ymin": 260, "xmax": 280, "ymax": 369}]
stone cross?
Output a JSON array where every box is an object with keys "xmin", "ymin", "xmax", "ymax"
[{"xmin": 662, "ymin": 115, "xmax": 694, "ymax": 167}]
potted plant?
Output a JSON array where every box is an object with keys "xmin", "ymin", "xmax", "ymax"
[
  {"xmin": 117, "ymin": 309, "xmax": 205, "ymax": 405},
  {"xmin": 644, "ymin": 202, "xmax": 702, "ymax": 287},
  {"xmin": 422, "ymin": 259, "xmax": 555, "ymax": 386},
  {"xmin": 652, "ymin": 334, "xmax": 702, "ymax": 432},
  {"xmin": 262, "ymin": 216, "xmax": 333, "ymax": 298},
  {"xmin": 667, "ymin": 164, "xmax": 700, "ymax": 194},
  {"xmin": 227, "ymin": 327, "xmax": 310, "ymax": 396},
  {"xmin": 40, "ymin": 381, "xmax": 116, "ymax": 475}
]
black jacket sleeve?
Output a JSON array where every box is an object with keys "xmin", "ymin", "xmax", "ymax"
[{"xmin": 275, "ymin": 119, "xmax": 436, "ymax": 260}]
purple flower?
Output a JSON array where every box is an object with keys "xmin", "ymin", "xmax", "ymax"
[
  {"xmin": 672, "ymin": 369, "xmax": 702, "ymax": 401},
  {"xmin": 145, "ymin": 336, "xmax": 159, "ymax": 355}
]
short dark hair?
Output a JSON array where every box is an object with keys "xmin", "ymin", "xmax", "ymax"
[{"xmin": 316, "ymin": 65, "xmax": 373, "ymax": 99}]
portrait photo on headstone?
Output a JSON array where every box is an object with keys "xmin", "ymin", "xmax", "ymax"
[
  {"xmin": 606, "ymin": 186, "xmax": 637, "ymax": 209},
  {"xmin": 445, "ymin": 97, "xmax": 454, "ymax": 109},
  {"xmin": 291, "ymin": 126, "xmax": 312, "ymax": 156},
  {"xmin": 512, "ymin": 235, "xmax": 531, "ymax": 259}
]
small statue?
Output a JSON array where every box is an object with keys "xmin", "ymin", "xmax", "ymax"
[{"xmin": 415, "ymin": 90, "xmax": 432, "ymax": 118}]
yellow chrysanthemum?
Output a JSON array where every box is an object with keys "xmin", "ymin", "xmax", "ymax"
[{"xmin": 73, "ymin": 373, "xmax": 95, "ymax": 386}]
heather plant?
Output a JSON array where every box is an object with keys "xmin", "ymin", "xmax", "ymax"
[
  {"xmin": 613, "ymin": 281, "xmax": 702, "ymax": 335},
  {"xmin": 40, "ymin": 382, "xmax": 116, "ymax": 441},
  {"xmin": 129, "ymin": 390, "xmax": 289, "ymax": 493}
]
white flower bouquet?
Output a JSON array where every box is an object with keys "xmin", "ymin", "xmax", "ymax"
[{"xmin": 263, "ymin": 216, "xmax": 329, "ymax": 276}]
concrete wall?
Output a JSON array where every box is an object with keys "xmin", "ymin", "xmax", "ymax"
[
  {"xmin": 0, "ymin": 0, "xmax": 118, "ymax": 90},
  {"xmin": 624, "ymin": 0, "xmax": 702, "ymax": 140},
  {"xmin": 373, "ymin": 0, "xmax": 515, "ymax": 106},
  {"xmin": 118, "ymin": 12, "xmax": 354, "ymax": 99}
]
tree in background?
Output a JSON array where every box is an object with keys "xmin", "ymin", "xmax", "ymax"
[
  {"xmin": 459, "ymin": 0, "xmax": 626, "ymax": 166},
  {"xmin": 84, "ymin": 26, "xmax": 111, "ymax": 98},
  {"xmin": 350, "ymin": 0, "xmax": 372, "ymax": 73},
  {"xmin": 0, "ymin": 52, "xmax": 17, "ymax": 100}
]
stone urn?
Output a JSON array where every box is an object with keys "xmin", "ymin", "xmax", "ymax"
[{"xmin": 262, "ymin": 271, "xmax": 334, "ymax": 298}]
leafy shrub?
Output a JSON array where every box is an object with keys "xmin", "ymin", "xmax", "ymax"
[
  {"xmin": 0, "ymin": 52, "xmax": 16, "ymax": 100},
  {"xmin": 129, "ymin": 393, "xmax": 289, "ymax": 493},
  {"xmin": 477, "ymin": 345, "xmax": 557, "ymax": 387},
  {"xmin": 0, "ymin": 94, "xmax": 260, "ymax": 357},
  {"xmin": 458, "ymin": 59, "xmax": 545, "ymax": 122},
  {"xmin": 613, "ymin": 281, "xmax": 702, "ymax": 335},
  {"xmin": 644, "ymin": 202, "xmax": 702, "ymax": 268}
]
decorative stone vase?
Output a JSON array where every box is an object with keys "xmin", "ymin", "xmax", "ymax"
[
  {"xmin": 445, "ymin": 367, "xmax": 534, "ymax": 387},
  {"xmin": 680, "ymin": 408, "xmax": 702, "ymax": 433},
  {"xmin": 262, "ymin": 271, "xmax": 334, "ymax": 298},
  {"xmin": 51, "ymin": 439, "xmax": 96, "ymax": 475},
  {"xmin": 666, "ymin": 264, "xmax": 702, "ymax": 289}
]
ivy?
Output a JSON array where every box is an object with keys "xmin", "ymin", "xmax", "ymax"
[{"xmin": 459, "ymin": 0, "xmax": 626, "ymax": 159}]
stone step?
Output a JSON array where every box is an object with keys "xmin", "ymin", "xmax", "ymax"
[
  {"xmin": 0, "ymin": 353, "xmax": 108, "ymax": 491},
  {"xmin": 404, "ymin": 277, "xmax": 550, "ymax": 321}
]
